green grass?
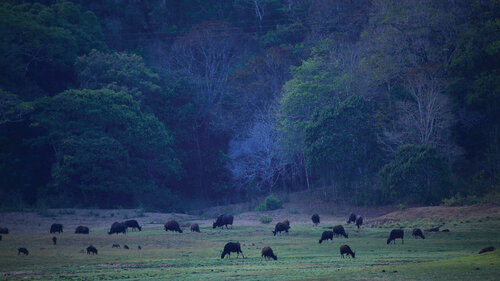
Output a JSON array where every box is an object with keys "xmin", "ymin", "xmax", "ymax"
[{"xmin": 0, "ymin": 217, "xmax": 499, "ymax": 280}]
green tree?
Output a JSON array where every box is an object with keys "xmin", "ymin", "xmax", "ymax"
[{"xmin": 379, "ymin": 144, "xmax": 452, "ymax": 204}]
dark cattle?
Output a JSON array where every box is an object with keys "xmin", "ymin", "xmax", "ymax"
[
  {"xmin": 347, "ymin": 213, "xmax": 357, "ymax": 224},
  {"xmin": 261, "ymin": 246, "xmax": 277, "ymax": 260},
  {"xmin": 333, "ymin": 225, "xmax": 348, "ymax": 238},
  {"xmin": 75, "ymin": 226, "xmax": 90, "ymax": 234},
  {"xmin": 112, "ymin": 244, "xmax": 120, "ymax": 248},
  {"xmin": 478, "ymin": 246, "xmax": 495, "ymax": 254},
  {"xmin": 0, "ymin": 227, "xmax": 8, "ymax": 234},
  {"xmin": 282, "ymin": 219, "xmax": 290, "ymax": 227},
  {"xmin": 18, "ymin": 248, "xmax": 29, "ymax": 255},
  {"xmin": 319, "ymin": 231, "xmax": 334, "ymax": 244},
  {"xmin": 387, "ymin": 229, "xmax": 404, "ymax": 244},
  {"xmin": 124, "ymin": 245, "xmax": 129, "ymax": 250},
  {"xmin": 442, "ymin": 229, "xmax": 450, "ymax": 232},
  {"xmin": 425, "ymin": 227, "xmax": 440, "ymax": 232},
  {"xmin": 412, "ymin": 228, "xmax": 425, "ymax": 239},
  {"xmin": 108, "ymin": 222, "xmax": 127, "ymax": 235},
  {"xmin": 50, "ymin": 223, "xmax": 63, "ymax": 234},
  {"xmin": 311, "ymin": 214, "xmax": 320, "ymax": 226},
  {"xmin": 213, "ymin": 214, "xmax": 234, "ymax": 229},
  {"xmin": 138, "ymin": 245, "xmax": 142, "ymax": 250},
  {"xmin": 221, "ymin": 242, "xmax": 244, "ymax": 259},
  {"xmin": 190, "ymin": 223, "xmax": 200, "ymax": 233},
  {"xmin": 340, "ymin": 245, "xmax": 355, "ymax": 258},
  {"xmin": 0, "ymin": 235, "xmax": 2, "ymax": 241},
  {"xmin": 355, "ymin": 216, "xmax": 363, "ymax": 229},
  {"xmin": 86, "ymin": 245, "xmax": 98, "ymax": 255},
  {"xmin": 164, "ymin": 220, "xmax": 183, "ymax": 233},
  {"xmin": 272, "ymin": 222, "xmax": 290, "ymax": 236},
  {"xmin": 124, "ymin": 220, "xmax": 142, "ymax": 231},
  {"xmin": 52, "ymin": 236, "xmax": 57, "ymax": 245}
]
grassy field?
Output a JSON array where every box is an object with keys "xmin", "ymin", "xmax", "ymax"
[{"xmin": 0, "ymin": 215, "xmax": 499, "ymax": 280}]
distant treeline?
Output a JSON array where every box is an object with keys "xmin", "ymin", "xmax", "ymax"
[{"xmin": 0, "ymin": 0, "xmax": 498, "ymax": 210}]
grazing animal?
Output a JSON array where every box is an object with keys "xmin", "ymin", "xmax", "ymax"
[
  {"xmin": 124, "ymin": 245, "xmax": 129, "ymax": 250},
  {"xmin": 425, "ymin": 227, "xmax": 440, "ymax": 232},
  {"xmin": 190, "ymin": 223, "xmax": 200, "ymax": 233},
  {"xmin": 0, "ymin": 227, "xmax": 8, "ymax": 234},
  {"xmin": 164, "ymin": 220, "xmax": 183, "ymax": 233},
  {"xmin": 412, "ymin": 228, "xmax": 425, "ymax": 239},
  {"xmin": 347, "ymin": 213, "xmax": 357, "ymax": 224},
  {"xmin": 478, "ymin": 246, "xmax": 495, "ymax": 254},
  {"xmin": 442, "ymin": 229, "xmax": 450, "ymax": 232},
  {"xmin": 50, "ymin": 223, "xmax": 63, "ymax": 234},
  {"xmin": 333, "ymin": 225, "xmax": 349, "ymax": 238},
  {"xmin": 52, "ymin": 236, "xmax": 57, "ymax": 245},
  {"xmin": 108, "ymin": 222, "xmax": 127, "ymax": 235},
  {"xmin": 340, "ymin": 245, "xmax": 355, "ymax": 258},
  {"xmin": 138, "ymin": 246, "xmax": 142, "ymax": 250},
  {"xmin": 213, "ymin": 214, "xmax": 234, "ymax": 229},
  {"xmin": 86, "ymin": 245, "xmax": 98, "ymax": 255},
  {"xmin": 18, "ymin": 247, "xmax": 29, "ymax": 255},
  {"xmin": 221, "ymin": 242, "xmax": 244, "ymax": 259},
  {"xmin": 124, "ymin": 220, "xmax": 142, "ymax": 231},
  {"xmin": 282, "ymin": 219, "xmax": 290, "ymax": 227},
  {"xmin": 272, "ymin": 222, "xmax": 290, "ymax": 236},
  {"xmin": 319, "ymin": 231, "xmax": 334, "ymax": 244},
  {"xmin": 387, "ymin": 229, "xmax": 404, "ymax": 244},
  {"xmin": 75, "ymin": 226, "xmax": 90, "ymax": 234},
  {"xmin": 355, "ymin": 216, "xmax": 363, "ymax": 229},
  {"xmin": 311, "ymin": 214, "xmax": 320, "ymax": 226},
  {"xmin": 112, "ymin": 244, "xmax": 120, "ymax": 248},
  {"xmin": 261, "ymin": 246, "xmax": 277, "ymax": 260}
]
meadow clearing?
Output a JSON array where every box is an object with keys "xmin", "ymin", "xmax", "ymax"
[{"xmin": 0, "ymin": 205, "xmax": 499, "ymax": 280}]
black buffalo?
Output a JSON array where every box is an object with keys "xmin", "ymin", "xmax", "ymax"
[
  {"xmin": 213, "ymin": 214, "xmax": 233, "ymax": 229},
  {"xmin": 164, "ymin": 220, "xmax": 183, "ymax": 233},
  {"xmin": 333, "ymin": 225, "xmax": 348, "ymax": 238},
  {"xmin": 387, "ymin": 229, "xmax": 404, "ymax": 244},
  {"xmin": 86, "ymin": 245, "xmax": 98, "ymax": 255},
  {"xmin": 221, "ymin": 242, "xmax": 244, "ymax": 259},
  {"xmin": 75, "ymin": 226, "xmax": 90, "ymax": 234},
  {"xmin": 50, "ymin": 223, "xmax": 63, "ymax": 234},
  {"xmin": 124, "ymin": 220, "xmax": 142, "ymax": 231},
  {"xmin": 108, "ymin": 222, "xmax": 127, "ymax": 235}
]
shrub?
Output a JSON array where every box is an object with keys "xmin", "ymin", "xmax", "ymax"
[
  {"xmin": 441, "ymin": 193, "xmax": 482, "ymax": 206},
  {"xmin": 398, "ymin": 203, "xmax": 407, "ymax": 211},
  {"xmin": 264, "ymin": 195, "xmax": 283, "ymax": 210},
  {"xmin": 289, "ymin": 208, "xmax": 298, "ymax": 214},
  {"xmin": 58, "ymin": 209, "xmax": 76, "ymax": 215},
  {"xmin": 38, "ymin": 208, "xmax": 56, "ymax": 218},
  {"xmin": 136, "ymin": 208, "xmax": 146, "ymax": 218},
  {"xmin": 259, "ymin": 216, "xmax": 273, "ymax": 224}
]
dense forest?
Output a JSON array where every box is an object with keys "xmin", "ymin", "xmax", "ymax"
[{"xmin": 0, "ymin": 0, "xmax": 499, "ymax": 211}]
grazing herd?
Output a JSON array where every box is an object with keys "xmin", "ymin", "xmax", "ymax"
[{"xmin": 1, "ymin": 211, "xmax": 495, "ymax": 263}]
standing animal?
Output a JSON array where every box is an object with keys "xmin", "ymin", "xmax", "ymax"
[
  {"xmin": 221, "ymin": 242, "xmax": 244, "ymax": 259},
  {"xmin": 333, "ymin": 225, "xmax": 349, "ymax": 238},
  {"xmin": 18, "ymin": 248, "xmax": 29, "ymax": 255},
  {"xmin": 75, "ymin": 226, "xmax": 90, "ymax": 234},
  {"xmin": 340, "ymin": 245, "xmax": 355, "ymax": 258},
  {"xmin": 86, "ymin": 245, "xmax": 98, "ymax": 255},
  {"xmin": 355, "ymin": 216, "xmax": 363, "ymax": 229},
  {"xmin": 478, "ymin": 246, "xmax": 495, "ymax": 254},
  {"xmin": 412, "ymin": 228, "xmax": 425, "ymax": 239},
  {"xmin": 213, "ymin": 214, "xmax": 234, "ymax": 229},
  {"xmin": 123, "ymin": 245, "xmax": 129, "ymax": 250},
  {"xmin": 319, "ymin": 231, "xmax": 334, "ymax": 244},
  {"xmin": 164, "ymin": 220, "xmax": 183, "ymax": 233},
  {"xmin": 124, "ymin": 220, "xmax": 142, "ymax": 231},
  {"xmin": 311, "ymin": 214, "xmax": 320, "ymax": 226},
  {"xmin": 272, "ymin": 222, "xmax": 290, "ymax": 236},
  {"xmin": 387, "ymin": 229, "xmax": 404, "ymax": 244},
  {"xmin": 347, "ymin": 213, "xmax": 357, "ymax": 224},
  {"xmin": 0, "ymin": 227, "xmax": 8, "ymax": 234},
  {"xmin": 112, "ymin": 244, "xmax": 120, "ymax": 248},
  {"xmin": 52, "ymin": 236, "xmax": 57, "ymax": 245},
  {"xmin": 138, "ymin": 245, "xmax": 142, "ymax": 250},
  {"xmin": 50, "ymin": 223, "xmax": 63, "ymax": 234},
  {"xmin": 108, "ymin": 222, "xmax": 127, "ymax": 235},
  {"xmin": 282, "ymin": 219, "xmax": 290, "ymax": 227},
  {"xmin": 261, "ymin": 246, "xmax": 277, "ymax": 260},
  {"xmin": 190, "ymin": 223, "xmax": 200, "ymax": 233}
]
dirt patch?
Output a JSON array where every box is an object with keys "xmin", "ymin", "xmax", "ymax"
[{"xmin": 371, "ymin": 203, "xmax": 500, "ymax": 225}]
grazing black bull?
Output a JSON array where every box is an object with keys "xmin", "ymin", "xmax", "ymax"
[
  {"xmin": 311, "ymin": 214, "xmax": 320, "ymax": 226},
  {"xmin": 190, "ymin": 223, "xmax": 200, "ymax": 233},
  {"xmin": 319, "ymin": 231, "xmax": 334, "ymax": 244},
  {"xmin": 333, "ymin": 225, "xmax": 348, "ymax": 238},
  {"xmin": 272, "ymin": 222, "xmax": 290, "ymax": 236},
  {"xmin": 340, "ymin": 245, "xmax": 355, "ymax": 258},
  {"xmin": 50, "ymin": 223, "xmax": 63, "ymax": 234},
  {"xmin": 412, "ymin": 228, "xmax": 425, "ymax": 239},
  {"xmin": 124, "ymin": 220, "xmax": 142, "ymax": 231},
  {"xmin": 347, "ymin": 213, "xmax": 357, "ymax": 224},
  {"xmin": 164, "ymin": 220, "xmax": 183, "ymax": 233},
  {"xmin": 387, "ymin": 229, "xmax": 404, "ymax": 244},
  {"xmin": 86, "ymin": 245, "xmax": 98, "ymax": 255},
  {"xmin": 261, "ymin": 246, "xmax": 277, "ymax": 260},
  {"xmin": 221, "ymin": 242, "xmax": 244, "ymax": 259},
  {"xmin": 75, "ymin": 226, "xmax": 89, "ymax": 234},
  {"xmin": 108, "ymin": 222, "xmax": 127, "ymax": 235},
  {"xmin": 213, "ymin": 214, "xmax": 233, "ymax": 229}
]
